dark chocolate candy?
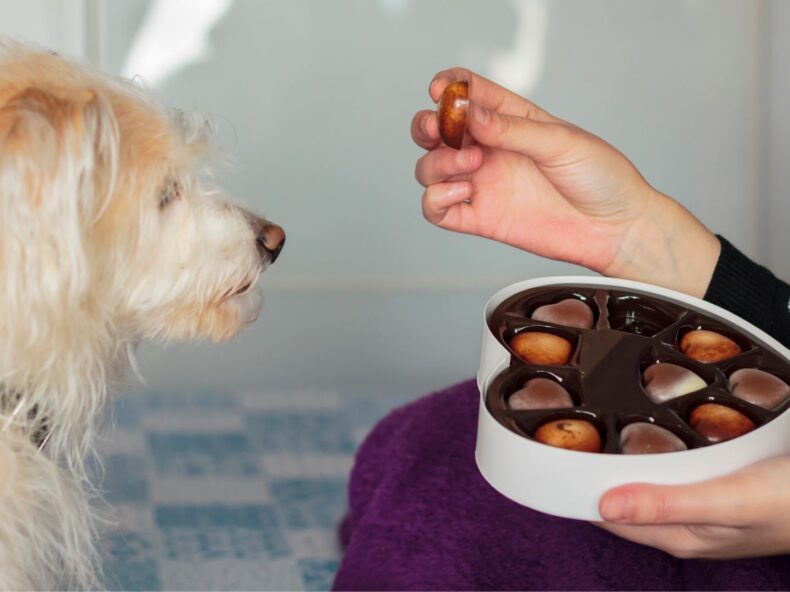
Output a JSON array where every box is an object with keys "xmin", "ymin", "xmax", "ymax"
[
  {"xmin": 619, "ymin": 422, "xmax": 687, "ymax": 454},
  {"xmin": 531, "ymin": 298, "xmax": 594, "ymax": 330},
  {"xmin": 508, "ymin": 378, "xmax": 574, "ymax": 411}
]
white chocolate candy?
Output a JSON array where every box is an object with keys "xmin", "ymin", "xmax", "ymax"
[{"xmin": 643, "ymin": 363, "xmax": 706, "ymax": 403}]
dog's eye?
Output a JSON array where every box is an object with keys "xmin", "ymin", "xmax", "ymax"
[{"xmin": 159, "ymin": 181, "xmax": 182, "ymax": 209}]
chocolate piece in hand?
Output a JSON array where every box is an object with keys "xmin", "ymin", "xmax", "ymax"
[
  {"xmin": 508, "ymin": 378, "xmax": 574, "ymax": 411},
  {"xmin": 642, "ymin": 363, "xmax": 706, "ymax": 403},
  {"xmin": 437, "ymin": 81, "xmax": 469, "ymax": 150},
  {"xmin": 729, "ymin": 368, "xmax": 790, "ymax": 410},
  {"xmin": 619, "ymin": 422, "xmax": 687, "ymax": 454},
  {"xmin": 531, "ymin": 298, "xmax": 594, "ymax": 330}
]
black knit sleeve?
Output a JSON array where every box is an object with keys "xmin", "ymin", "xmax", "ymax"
[{"xmin": 703, "ymin": 236, "xmax": 790, "ymax": 348}]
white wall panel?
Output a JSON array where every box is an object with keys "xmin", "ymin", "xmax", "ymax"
[
  {"xmin": 0, "ymin": 0, "xmax": 86, "ymax": 58},
  {"xmin": 765, "ymin": 0, "xmax": 790, "ymax": 279}
]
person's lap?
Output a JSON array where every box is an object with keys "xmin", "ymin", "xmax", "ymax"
[{"xmin": 333, "ymin": 379, "xmax": 790, "ymax": 590}]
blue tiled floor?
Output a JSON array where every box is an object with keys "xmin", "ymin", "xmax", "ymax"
[{"xmin": 98, "ymin": 388, "xmax": 413, "ymax": 591}]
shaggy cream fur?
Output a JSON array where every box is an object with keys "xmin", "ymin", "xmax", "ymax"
[{"xmin": 0, "ymin": 40, "xmax": 282, "ymax": 589}]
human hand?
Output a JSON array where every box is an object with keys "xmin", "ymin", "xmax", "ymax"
[
  {"xmin": 412, "ymin": 68, "xmax": 720, "ymax": 297},
  {"xmin": 597, "ymin": 456, "xmax": 790, "ymax": 559}
]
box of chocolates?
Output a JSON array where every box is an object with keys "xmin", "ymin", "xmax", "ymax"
[{"xmin": 475, "ymin": 276, "xmax": 790, "ymax": 519}]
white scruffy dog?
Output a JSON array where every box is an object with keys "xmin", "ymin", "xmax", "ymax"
[{"xmin": 0, "ymin": 41, "xmax": 284, "ymax": 589}]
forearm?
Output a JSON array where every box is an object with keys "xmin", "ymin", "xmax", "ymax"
[
  {"xmin": 603, "ymin": 189, "xmax": 720, "ymax": 299},
  {"xmin": 603, "ymin": 186, "xmax": 790, "ymax": 347}
]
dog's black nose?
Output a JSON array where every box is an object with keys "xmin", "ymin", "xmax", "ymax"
[{"xmin": 256, "ymin": 222, "xmax": 285, "ymax": 263}]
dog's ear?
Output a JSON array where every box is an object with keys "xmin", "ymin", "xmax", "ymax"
[
  {"xmin": 0, "ymin": 86, "xmax": 119, "ymax": 222},
  {"xmin": 0, "ymin": 85, "xmax": 118, "ymax": 314}
]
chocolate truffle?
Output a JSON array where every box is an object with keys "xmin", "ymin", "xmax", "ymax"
[
  {"xmin": 508, "ymin": 378, "xmax": 574, "ymax": 411},
  {"xmin": 689, "ymin": 403, "xmax": 755, "ymax": 443},
  {"xmin": 437, "ymin": 81, "xmax": 469, "ymax": 149},
  {"xmin": 680, "ymin": 330, "xmax": 742, "ymax": 363},
  {"xmin": 534, "ymin": 419, "xmax": 601, "ymax": 453},
  {"xmin": 531, "ymin": 298, "xmax": 594, "ymax": 330},
  {"xmin": 510, "ymin": 332, "xmax": 573, "ymax": 365},
  {"xmin": 619, "ymin": 422, "xmax": 687, "ymax": 454},
  {"xmin": 729, "ymin": 368, "xmax": 790, "ymax": 410},
  {"xmin": 642, "ymin": 363, "xmax": 706, "ymax": 403}
]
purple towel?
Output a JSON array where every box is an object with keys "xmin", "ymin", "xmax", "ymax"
[{"xmin": 333, "ymin": 379, "xmax": 790, "ymax": 590}]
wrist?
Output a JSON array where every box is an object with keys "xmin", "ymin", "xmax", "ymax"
[{"xmin": 603, "ymin": 189, "xmax": 720, "ymax": 298}]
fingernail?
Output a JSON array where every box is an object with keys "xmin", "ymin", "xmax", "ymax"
[
  {"xmin": 601, "ymin": 495, "xmax": 632, "ymax": 522},
  {"xmin": 473, "ymin": 102, "xmax": 490, "ymax": 125},
  {"xmin": 429, "ymin": 78, "xmax": 440, "ymax": 99},
  {"xmin": 447, "ymin": 182, "xmax": 469, "ymax": 198},
  {"xmin": 421, "ymin": 114, "xmax": 431, "ymax": 135}
]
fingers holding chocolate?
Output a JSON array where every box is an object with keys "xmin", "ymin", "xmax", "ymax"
[
  {"xmin": 410, "ymin": 109, "xmax": 442, "ymax": 150},
  {"xmin": 414, "ymin": 145, "xmax": 482, "ymax": 187},
  {"xmin": 429, "ymin": 67, "xmax": 558, "ymax": 121},
  {"xmin": 420, "ymin": 182, "xmax": 472, "ymax": 226}
]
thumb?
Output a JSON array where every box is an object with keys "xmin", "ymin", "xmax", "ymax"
[
  {"xmin": 598, "ymin": 477, "xmax": 750, "ymax": 527},
  {"xmin": 599, "ymin": 458, "xmax": 790, "ymax": 526},
  {"xmin": 467, "ymin": 101, "xmax": 574, "ymax": 163}
]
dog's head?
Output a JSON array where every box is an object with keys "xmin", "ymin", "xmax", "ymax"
[{"xmin": 0, "ymin": 43, "xmax": 283, "ymax": 353}]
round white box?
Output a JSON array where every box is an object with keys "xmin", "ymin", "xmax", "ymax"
[{"xmin": 475, "ymin": 276, "xmax": 790, "ymax": 520}]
